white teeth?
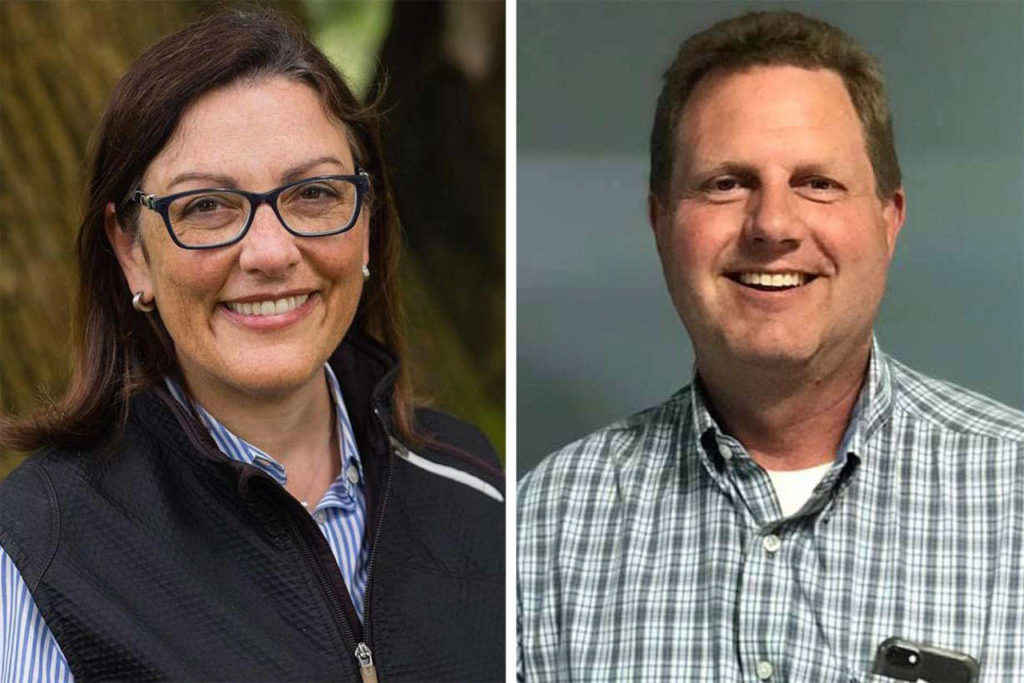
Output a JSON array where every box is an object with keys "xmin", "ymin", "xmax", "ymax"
[
  {"xmin": 737, "ymin": 272, "xmax": 806, "ymax": 288},
  {"xmin": 225, "ymin": 293, "xmax": 309, "ymax": 316}
]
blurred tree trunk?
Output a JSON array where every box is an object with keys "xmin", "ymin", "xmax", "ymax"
[
  {"xmin": 369, "ymin": 0, "xmax": 505, "ymax": 453},
  {"xmin": 0, "ymin": 1, "xmax": 307, "ymax": 476}
]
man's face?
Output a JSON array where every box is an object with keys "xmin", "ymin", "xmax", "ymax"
[{"xmin": 651, "ymin": 65, "xmax": 905, "ymax": 374}]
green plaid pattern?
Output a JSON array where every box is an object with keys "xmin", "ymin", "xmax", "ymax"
[{"xmin": 518, "ymin": 341, "xmax": 1024, "ymax": 682}]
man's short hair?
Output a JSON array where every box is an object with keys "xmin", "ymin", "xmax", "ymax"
[{"xmin": 650, "ymin": 11, "xmax": 901, "ymax": 202}]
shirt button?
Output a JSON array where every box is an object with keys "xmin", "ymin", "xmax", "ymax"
[
  {"xmin": 762, "ymin": 534, "xmax": 781, "ymax": 554},
  {"xmin": 756, "ymin": 660, "xmax": 774, "ymax": 680},
  {"xmin": 346, "ymin": 465, "xmax": 360, "ymax": 485},
  {"xmin": 719, "ymin": 444, "xmax": 732, "ymax": 460}
]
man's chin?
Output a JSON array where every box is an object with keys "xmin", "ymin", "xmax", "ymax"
[
  {"xmin": 710, "ymin": 328, "xmax": 873, "ymax": 378},
  {"xmin": 738, "ymin": 350, "xmax": 815, "ymax": 370},
  {"xmin": 717, "ymin": 334, "xmax": 820, "ymax": 369}
]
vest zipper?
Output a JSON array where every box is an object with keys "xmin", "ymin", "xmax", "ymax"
[
  {"xmin": 284, "ymin": 510, "xmax": 365, "ymax": 675},
  {"xmin": 355, "ymin": 642, "xmax": 379, "ymax": 683},
  {"xmin": 358, "ymin": 403, "xmax": 396, "ymax": 676},
  {"xmin": 284, "ymin": 401, "xmax": 395, "ymax": 680}
]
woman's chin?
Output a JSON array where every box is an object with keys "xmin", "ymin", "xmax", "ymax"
[
  {"xmin": 230, "ymin": 362, "xmax": 327, "ymax": 398},
  {"xmin": 179, "ymin": 352, "xmax": 330, "ymax": 403}
]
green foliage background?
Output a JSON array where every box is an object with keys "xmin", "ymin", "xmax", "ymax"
[{"xmin": 0, "ymin": 0, "xmax": 504, "ymax": 475}]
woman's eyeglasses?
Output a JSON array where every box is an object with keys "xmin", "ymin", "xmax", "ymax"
[{"xmin": 130, "ymin": 170, "xmax": 370, "ymax": 249}]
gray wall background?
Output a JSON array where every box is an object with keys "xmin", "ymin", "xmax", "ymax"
[{"xmin": 518, "ymin": 0, "xmax": 1024, "ymax": 475}]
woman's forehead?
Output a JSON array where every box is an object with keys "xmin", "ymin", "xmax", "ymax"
[{"xmin": 143, "ymin": 77, "xmax": 354, "ymax": 191}]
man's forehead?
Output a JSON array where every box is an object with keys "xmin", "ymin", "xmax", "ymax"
[
  {"xmin": 681, "ymin": 65, "xmax": 856, "ymax": 129},
  {"xmin": 674, "ymin": 65, "xmax": 866, "ymax": 168}
]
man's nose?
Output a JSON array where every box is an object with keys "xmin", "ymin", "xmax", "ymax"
[
  {"xmin": 237, "ymin": 204, "xmax": 301, "ymax": 274},
  {"xmin": 743, "ymin": 182, "xmax": 804, "ymax": 248}
]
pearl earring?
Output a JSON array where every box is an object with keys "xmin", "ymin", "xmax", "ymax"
[
  {"xmin": 362, "ymin": 265, "xmax": 370, "ymax": 281},
  {"xmin": 132, "ymin": 291, "xmax": 155, "ymax": 312}
]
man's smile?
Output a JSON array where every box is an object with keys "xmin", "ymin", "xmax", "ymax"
[{"xmin": 725, "ymin": 271, "xmax": 821, "ymax": 292}]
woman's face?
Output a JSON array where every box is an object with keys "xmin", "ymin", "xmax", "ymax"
[{"xmin": 108, "ymin": 77, "xmax": 369, "ymax": 401}]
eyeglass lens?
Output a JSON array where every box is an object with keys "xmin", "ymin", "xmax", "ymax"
[{"xmin": 166, "ymin": 178, "xmax": 359, "ymax": 246}]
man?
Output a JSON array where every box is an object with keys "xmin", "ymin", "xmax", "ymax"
[{"xmin": 517, "ymin": 11, "xmax": 1024, "ymax": 682}]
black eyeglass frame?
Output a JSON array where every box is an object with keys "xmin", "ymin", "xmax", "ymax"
[{"xmin": 129, "ymin": 169, "xmax": 371, "ymax": 250}]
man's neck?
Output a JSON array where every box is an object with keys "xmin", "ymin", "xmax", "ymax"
[{"xmin": 697, "ymin": 341, "xmax": 870, "ymax": 471}]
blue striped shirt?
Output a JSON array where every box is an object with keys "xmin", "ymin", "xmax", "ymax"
[{"xmin": 1, "ymin": 364, "xmax": 367, "ymax": 682}]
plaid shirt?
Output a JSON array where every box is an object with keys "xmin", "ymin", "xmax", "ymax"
[{"xmin": 517, "ymin": 341, "xmax": 1024, "ymax": 682}]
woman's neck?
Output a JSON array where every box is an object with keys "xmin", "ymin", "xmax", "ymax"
[{"xmin": 180, "ymin": 365, "xmax": 336, "ymax": 473}]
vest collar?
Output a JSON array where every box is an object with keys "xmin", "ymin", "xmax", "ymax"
[{"xmin": 139, "ymin": 331, "xmax": 401, "ymax": 470}]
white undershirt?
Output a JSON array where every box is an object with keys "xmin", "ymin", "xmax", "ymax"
[{"xmin": 764, "ymin": 462, "xmax": 833, "ymax": 517}]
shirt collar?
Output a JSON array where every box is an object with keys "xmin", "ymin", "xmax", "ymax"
[
  {"xmin": 685, "ymin": 335, "xmax": 895, "ymax": 468},
  {"xmin": 163, "ymin": 365, "xmax": 363, "ymax": 494},
  {"xmin": 841, "ymin": 336, "xmax": 895, "ymax": 460}
]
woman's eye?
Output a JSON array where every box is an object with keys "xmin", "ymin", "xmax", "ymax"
[
  {"xmin": 299, "ymin": 184, "xmax": 336, "ymax": 200},
  {"xmin": 184, "ymin": 197, "xmax": 225, "ymax": 215},
  {"xmin": 195, "ymin": 198, "xmax": 221, "ymax": 212}
]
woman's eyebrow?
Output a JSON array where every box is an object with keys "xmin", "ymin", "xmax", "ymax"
[
  {"xmin": 280, "ymin": 155, "xmax": 348, "ymax": 183},
  {"xmin": 165, "ymin": 172, "xmax": 238, "ymax": 191},
  {"xmin": 162, "ymin": 156, "xmax": 349, "ymax": 192}
]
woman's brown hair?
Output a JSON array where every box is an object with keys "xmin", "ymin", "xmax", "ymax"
[{"xmin": 4, "ymin": 8, "xmax": 414, "ymax": 450}]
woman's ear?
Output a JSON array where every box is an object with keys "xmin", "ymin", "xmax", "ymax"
[{"xmin": 104, "ymin": 202, "xmax": 153, "ymax": 298}]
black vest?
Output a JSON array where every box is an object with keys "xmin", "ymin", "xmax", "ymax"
[{"xmin": 1, "ymin": 336, "xmax": 504, "ymax": 681}]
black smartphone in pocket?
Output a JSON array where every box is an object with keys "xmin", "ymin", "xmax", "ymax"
[{"xmin": 872, "ymin": 637, "xmax": 979, "ymax": 682}]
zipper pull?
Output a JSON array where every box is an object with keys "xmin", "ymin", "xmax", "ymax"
[{"xmin": 355, "ymin": 642, "xmax": 379, "ymax": 683}]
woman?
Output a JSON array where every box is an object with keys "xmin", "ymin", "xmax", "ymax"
[{"xmin": 0, "ymin": 9, "xmax": 503, "ymax": 682}]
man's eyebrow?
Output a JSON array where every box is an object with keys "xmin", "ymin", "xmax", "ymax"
[
  {"xmin": 163, "ymin": 156, "xmax": 350, "ymax": 192},
  {"xmin": 686, "ymin": 161, "xmax": 759, "ymax": 181},
  {"xmin": 790, "ymin": 162, "xmax": 838, "ymax": 178},
  {"xmin": 685, "ymin": 160, "xmax": 842, "ymax": 181}
]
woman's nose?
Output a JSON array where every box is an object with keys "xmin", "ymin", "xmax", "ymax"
[{"xmin": 237, "ymin": 204, "xmax": 301, "ymax": 275}]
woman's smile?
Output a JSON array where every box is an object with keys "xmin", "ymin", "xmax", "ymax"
[{"xmin": 219, "ymin": 290, "xmax": 319, "ymax": 330}]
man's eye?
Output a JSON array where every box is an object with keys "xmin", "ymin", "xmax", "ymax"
[
  {"xmin": 806, "ymin": 177, "xmax": 837, "ymax": 191},
  {"xmin": 710, "ymin": 178, "xmax": 740, "ymax": 192}
]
